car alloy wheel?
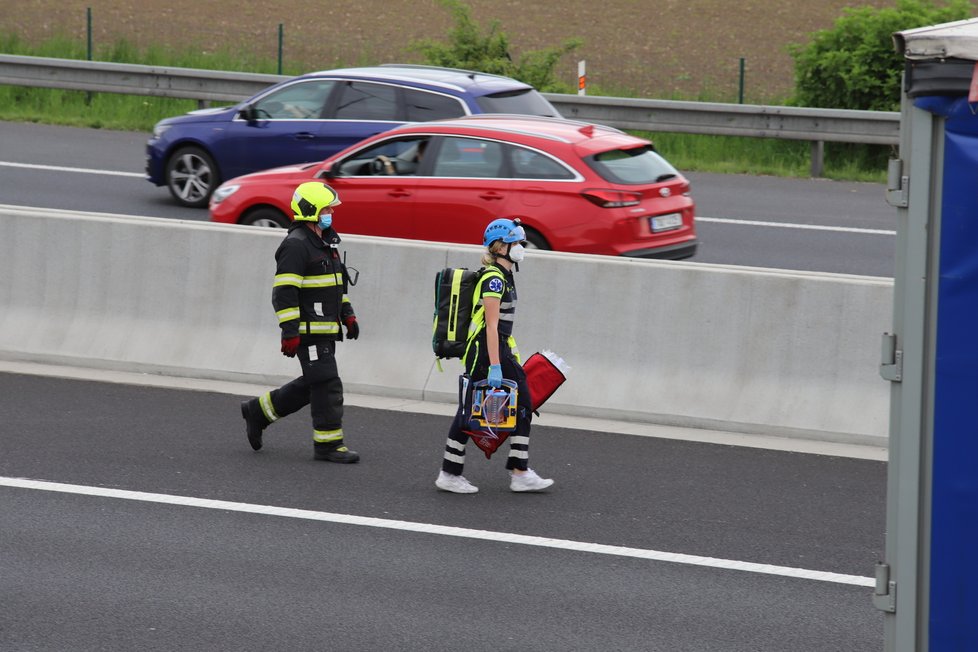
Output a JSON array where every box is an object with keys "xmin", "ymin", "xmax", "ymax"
[
  {"xmin": 241, "ymin": 207, "xmax": 290, "ymax": 228},
  {"xmin": 166, "ymin": 146, "xmax": 217, "ymax": 208},
  {"xmin": 524, "ymin": 228, "xmax": 550, "ymax": 250}
]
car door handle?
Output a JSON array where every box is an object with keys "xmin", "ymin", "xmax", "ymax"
[
  {"xmin": 479, "ymin": 192, "xmax": 505, "ymax": 200},
  {"xmin": 388, "ymin": 189, "xmax": 412, "ymax": 198},
  {"xmin": 293, "ymin": 132, "xmax": 316, "ymax": 140}
]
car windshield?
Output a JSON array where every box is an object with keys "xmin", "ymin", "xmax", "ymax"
[
  {"xmin": 586, "ymin": 145, "xmax": 680, "ymax": 185},
  {"xmin": 474, "ymin": 89, "xmax": 559, "ymax": 116}
]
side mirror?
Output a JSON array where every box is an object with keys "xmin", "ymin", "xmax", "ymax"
[
  {"xmin": 238, "ymin": 105, "xmax": 258, "ymax": 123},
  {"xmin": 317, "ymin": 162, "xmax": 335, "ymax": 179}
]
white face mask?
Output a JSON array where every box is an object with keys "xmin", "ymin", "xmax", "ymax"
[{"xmin": 508, "ymin": 243, "xmax": 525, "ymax": 262}]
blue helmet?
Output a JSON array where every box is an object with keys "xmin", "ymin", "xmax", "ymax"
[{"xmin": 483, "ymin": 218, "xmax": 525, "ymax": 247}]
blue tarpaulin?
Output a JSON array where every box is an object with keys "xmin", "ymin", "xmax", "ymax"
[{"xmin": 915, "ymin": 94, "xmax": 978, "ymax": 649}]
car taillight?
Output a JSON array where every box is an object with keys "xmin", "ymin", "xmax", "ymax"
[{"xmin": 580, "ymin": 189, "xmax": 642, "ymax": 208}]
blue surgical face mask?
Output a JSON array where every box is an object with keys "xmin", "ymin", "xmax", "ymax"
[{"xmin": 318, "ymin": 212, "xmax": 333, "ymax": 230}]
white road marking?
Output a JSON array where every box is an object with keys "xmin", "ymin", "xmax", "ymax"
[
  {"xmin": 0, "ymin": 161, "xmax": 143, "ymax": 178},
  {"xmin": 698, "ymin": 215, "xmax": 896, "ymax": 236},
  {"xmin": 1, "ymin": 476, "xmax": 875, "ymax": 588}
]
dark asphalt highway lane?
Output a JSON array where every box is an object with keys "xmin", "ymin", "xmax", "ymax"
[
  {"xmin": 0, "ymin": 372, "xmax": 884, "ymax": 575},
  {"xmin": 3, "ymin": 487, "xmax": 879, "ymax": 652},
  {"xmin": 0, "ymin": 372, "xmax": 885, "ymax": 651}
]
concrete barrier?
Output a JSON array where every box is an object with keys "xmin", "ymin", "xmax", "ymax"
[{"xmin": 0, "ymin": 205, "xmax": 893, "ymax": 445}]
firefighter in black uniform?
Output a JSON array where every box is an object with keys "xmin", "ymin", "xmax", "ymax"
[{"xmin": 240, "ymin": 181, "xmax": 361, "ymax": 463}]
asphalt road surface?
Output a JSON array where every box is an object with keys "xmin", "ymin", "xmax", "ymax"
[
  {"xmin": 0, "ymin": 370, "xmax": 886, "ymax": 651},
  {"xmin": 0, "ymin": 120, "xmax": 896, "ymax": 277}
]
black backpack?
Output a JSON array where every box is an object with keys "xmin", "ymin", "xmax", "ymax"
[
  {"xmin": 431, "ymin": 266, "xmax": 503, "ymax": 359},
  {"xmin": 432, "ymin": 267, "xmax": 480, "ymax": 359}
]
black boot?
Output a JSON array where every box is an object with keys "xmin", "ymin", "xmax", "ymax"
[
  {"xmin": 314, "ymin": 441, "xmax": 360, "ymax": 463},
  {"xmin": 240, "ymin": 400, "xmax": 267, "ymax": 451}
]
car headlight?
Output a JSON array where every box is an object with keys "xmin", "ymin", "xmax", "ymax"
[
  {"xmin": 210, "ymin": 184, "xmax": 240, "ymax": 204},
  {"xmin": 152, "ymin": 123, "xmax": 172, "ymax": 139}
]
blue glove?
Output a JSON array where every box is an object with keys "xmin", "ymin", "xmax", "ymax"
[{"xmin": 487, "ymin": 364, "xmax": 503, "ymax": 388}]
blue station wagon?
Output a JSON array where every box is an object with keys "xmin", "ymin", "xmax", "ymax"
[{"xmin": 145, "ymin": 64, "xmax": 560, "ymax": 207}]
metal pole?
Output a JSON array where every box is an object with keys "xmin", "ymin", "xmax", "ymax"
[
  {"xmin": 278, "ymin": 24, "xmax": 284, "ymax": 75},
  {"xmin": 86, "ymin": 8, "xmax": 92, "ymax": 61},
  {"xmin": 86, "ymin": 8, "xmax": 93, "ymax": 106},
  {"xmin": 809, "ymin": 140, "xmax": 824, "ymax": 177},
  {"xmin": 738, "ymin": 57, "xmax": 745, "ymax": 104}
]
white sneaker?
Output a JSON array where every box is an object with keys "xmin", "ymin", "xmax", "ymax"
[
  {"xmin": 435, "ymin": 471, "xmax": 479, "ymax": 494},
  {"xmin": 510, "ymin": 469, "xmax": 554, "ymax": 492}
]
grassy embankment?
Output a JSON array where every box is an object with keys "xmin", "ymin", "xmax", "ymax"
[{"xmin": 0, "ymin": 35, "xmax": 888, "ymax": 182}]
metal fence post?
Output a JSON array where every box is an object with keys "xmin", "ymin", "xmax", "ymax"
[
  {"xmin": 277, "ymin": 24, "xmax": 284, "ymax": 76},
  {"xmin": 738, "ymin": 57, "xmax": 745, "ymax": 104},
  {"xmin": 86, "ymin": 8, "xmax": 93, "ymax": 61},
  {"xmin": 85, "ymin": 8, "xmax": 93, "ymax": 106},
  {"xmin": 810, "ymin": 140, "xmax": 825, "ymax": 177}
]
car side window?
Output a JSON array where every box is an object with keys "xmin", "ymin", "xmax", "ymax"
[
  {"xmin": 332, "ymin": 81, "xmax": 399, "ymax": 121},
  {"xmin": 253, "ymin": 80, "xmax": 335, "ymax": 119},
  {"xmin": 508, "ymin": 145, "xmax": 576, "ymax": 180},
  {"xmin": 403, "ymin": 89, "xmax": 467, "ymax": 121},
  {"xmin": 334, "ymin": 137, "xmax": 430, "ymax": 176},
  {"xmin": 431, "ymin": 137, "xmax": 504, "ymax": 178}
]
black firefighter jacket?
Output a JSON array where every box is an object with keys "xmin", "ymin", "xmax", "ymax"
[{"xmin": 272, "ymin": 223, "xmax": 355, "ymax": 343}]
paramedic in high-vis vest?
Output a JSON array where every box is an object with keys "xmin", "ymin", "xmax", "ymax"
[
  {"xmin": 435, "ymin": 218, "xmax": 554, "ymax": 494},
  {"xmin": 240, "ymin": 181, "xmax": 361, "ymax": 463}
]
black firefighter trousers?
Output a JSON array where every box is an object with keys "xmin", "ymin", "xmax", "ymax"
[{"xmin": 260, "ymin": 340, "xmax": 345, "ymax": 445}]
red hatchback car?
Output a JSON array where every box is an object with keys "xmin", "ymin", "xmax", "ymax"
[{"xmin": 209, "ymin": 115, "xmax": 697, "ymax": 259}]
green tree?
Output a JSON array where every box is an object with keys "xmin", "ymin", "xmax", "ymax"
[
  {"xmin": 411, "ymin": 0, "xmax": 581, "ymax": 92},
  {"xmin": 790, "ymin": 0, "xmax": 972, "ymax": 110}
]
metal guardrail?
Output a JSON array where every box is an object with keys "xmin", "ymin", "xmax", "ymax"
[
  {"xmin": 0, "ymin": 54, "xmax": 900, "ymax": 175},
  {"xmin": 0, "ymin": 54, "xmax": 282, "ymax": 102}
]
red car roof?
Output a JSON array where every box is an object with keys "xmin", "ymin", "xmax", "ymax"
[{"xmin": 388, "ymin": 115, "xmax": 651, "ymax": 150}]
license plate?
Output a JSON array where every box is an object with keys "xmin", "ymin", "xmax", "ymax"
[{"xmin": 650, "ymin": 213, "xmax": 682, "ymax": 232}]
